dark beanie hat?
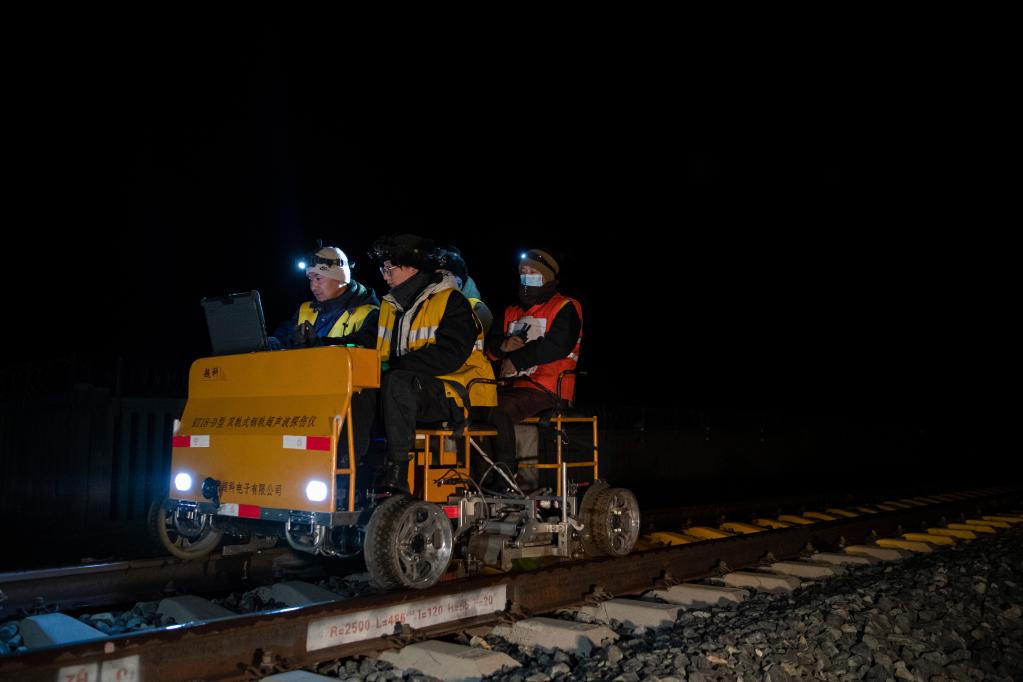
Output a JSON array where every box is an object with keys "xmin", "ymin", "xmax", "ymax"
[
  {"xmin": 369, "ymin": 234, "xmax": 438, "ymax": 272},
  {"xmin": 521, "ymin": 248, "xmax": 559, "ymax": 283},
  {"xmin": 437, "ymin": 248, "xmax": 468, "ymax": 283}
]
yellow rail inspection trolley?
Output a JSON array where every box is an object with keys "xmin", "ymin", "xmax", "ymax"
[{"xmin": 155, "ymin": 346, "xmax": 640, "ymax": 590}]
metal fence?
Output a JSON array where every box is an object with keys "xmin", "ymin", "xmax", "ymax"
[{"xmin": 0, "ymin": 387, "xmax": 184, "ymax": 533}]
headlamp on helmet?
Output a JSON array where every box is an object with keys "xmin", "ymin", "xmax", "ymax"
[
  {"xmin": 303, "ymin": 245, "xmax": 350, "ymax": 283},
  {"xmin": 368, "ymin": 234, "xmax": 439, "ymax": 272}
]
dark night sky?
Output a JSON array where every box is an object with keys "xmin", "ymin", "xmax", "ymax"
[{"xmin": 4, "ymin": 22, "xmax": 1010, "ymax": 426}]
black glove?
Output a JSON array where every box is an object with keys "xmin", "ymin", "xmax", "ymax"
[{"xmin": 291, "ymin": 321, "xmax": 319, "ymax": 348}]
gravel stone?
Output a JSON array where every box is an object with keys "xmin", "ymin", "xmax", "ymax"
[{"xmin": 0, "ymin": 623, "xmax": 18, "ymax": 644}]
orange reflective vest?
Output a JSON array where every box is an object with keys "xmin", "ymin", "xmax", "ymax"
[{"xmin": 501, "ymin": 293, "xmax": 582, "ymax": 400}]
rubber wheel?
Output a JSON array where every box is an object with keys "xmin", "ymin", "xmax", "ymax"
[
  {"xmin": 148, "ymin": 496, "xmax": 224, "ymax": 560},
  {"xmin": 364, "ymin": 495, "xmax": 454, "ymax": 590},
  {"xmin": 587, "ymin": 487, "xmax": 640, "ymax": 556},
  {"xmin": 577, "ymin": 481, "xmax": 609, "ymax": 557}
]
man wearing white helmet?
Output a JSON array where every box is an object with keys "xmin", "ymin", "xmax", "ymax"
[
  {"xmin": 267, "ymin": 245, "xmax": 380, "ymax": 476},
  {"xmin": 267, "ymin": 245, "xmax": 380, "ymax": 350}
]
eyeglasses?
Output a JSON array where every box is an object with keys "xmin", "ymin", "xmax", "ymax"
[{"xmin": 379, "ymin": 264, "xmax": 400, "ymax": 275}]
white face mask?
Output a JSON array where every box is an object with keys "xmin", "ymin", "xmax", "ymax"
[{"xmin": 520, "ymin": 273, "xmax": 544, "ymax": 287}]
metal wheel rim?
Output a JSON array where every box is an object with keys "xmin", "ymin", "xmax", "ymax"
[
  {"xmin": 164, "ymin": 508, "xmax": 215, "ymax": 552},
  {"xmin": 603, "ymin": 491, "xmax": 640, "ymax": 554},
  {"xmin": 394, "ymin": 502, "xmax": 452, "ymax": 586}
]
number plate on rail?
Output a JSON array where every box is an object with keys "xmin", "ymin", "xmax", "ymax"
[{"xmin": 306, "ymin": 585, "xmax": 507, "ymax": 651}]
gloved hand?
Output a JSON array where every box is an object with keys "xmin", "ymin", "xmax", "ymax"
[
  {"xmin": 291, "ymin": 321, "xmax": 319, "ymax": 348},
  {"xmin": 499, "ymin": 336, "xmax": 525, "ymax": 353},
  {"xmin": 500, "ymin": 358, "xmax": 519, "ymax": 378}
]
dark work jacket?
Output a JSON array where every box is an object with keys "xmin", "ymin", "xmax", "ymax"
[
  {"xmin": 383, "ymin": 273, "xmax": 477, "ymax": 378},
  {"xmin": 268, "ymin": 280, "xmax": 380, "ymax": 349}
]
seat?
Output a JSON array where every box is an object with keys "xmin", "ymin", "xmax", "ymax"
[
  {"xmin": 410, "ymin": 420, "xmax": 497, "ymax": 502},
  {"xmin": 410, "ymin": 377, "xmax": 499, "ymax": 502},
  {"xmin": 517, "ymin": 370, "xmax": 598, "ymax": 495}
]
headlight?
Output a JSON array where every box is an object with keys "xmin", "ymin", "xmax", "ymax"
[
  {"xmin": 305, "ymin": 480, "xmax": 328, "ymax": 502},
  {"xmin": 174, "ymin": 472, "xmax": 193, "ymax": 492}
]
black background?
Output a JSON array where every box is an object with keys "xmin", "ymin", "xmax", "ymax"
[{"xmin": 3, "ymin": 20, "xmax": 1011, "ymax": 435}]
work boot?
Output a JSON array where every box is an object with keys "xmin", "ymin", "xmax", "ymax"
[{"xmin": 379, "ymin": 459, "xmax": 410, "ymax": 493}]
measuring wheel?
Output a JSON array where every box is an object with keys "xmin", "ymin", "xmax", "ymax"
[
  {"xmin": 578, "ymin": 483, "xmax": 641, "ymax": 557},
  {"xmin": 364, "ymin": 495, "xmax": 454, "ymax": 590},
  {"xmin": 149, "ymin": 496, "xmax": 224, "ymax": 560}
]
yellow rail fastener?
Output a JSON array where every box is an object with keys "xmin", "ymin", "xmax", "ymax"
[
  {"xmin": 646, "ymin": 531, "xmax": 697, "ymax": 546},
  {"xmin": 983, "ymin": 515, "xmax": 1023, "ymax": 524},
  {"xmin": 753, "ymin": 518, "xmax": 793, "ymax": 529},
  {"xmin": 904, "ymin": 533, "xmax": 954, "ymax": 546},
  {"xmin": 929, "ymin": 527, "xmax": 976, "ymax": 540},
  {"xmin": 949, "ymin": 522, "xmax": 995, "ymax": 534},
  {"xmin": 803, "ymin": 512, "xmax": 839, "ymax": 521},
  {"xmin": 685, "ymin": 526, "xmax": 735, "ymax": 540},
  {"xmin": 967, "ymin": 518, "xmax": 1009, "ymax": 529},
  {"xmin": 778, "ymin": 515, "xmax": 815, "ymax": 525},
  {"xmin": 876, "ymin": 538, "xmax": 934, "ymax": 553}
]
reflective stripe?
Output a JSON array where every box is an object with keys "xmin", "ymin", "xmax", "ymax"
[
  {"xmin": 173, "ymin": 435, "xmax": 210, "ymax": 448},
  {"xmin": 219, "ymin": 503, "xmax": 260, "ymax": 519},
  {"xmin": 282, "ymin": 435, "xmax": 332, "ymax": 451},
  {"xmin": 474, "ymin": 339, "xmax": 484, "ymax": 351},
  {"xmin": 410, "ymin": 325, "xmax": 438, "ymax": 344}
]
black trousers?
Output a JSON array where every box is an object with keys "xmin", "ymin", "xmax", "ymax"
[
  {"xmin": 381, "ymin": 369, "xmax": 458, "ymax": 464},
  {"xmin": 487, "ymin": 387, "xmax": 556, "ymax": 471},
  {"xmin": 337, "ymin": 388, "xmax": 377, "ymax": 466}
]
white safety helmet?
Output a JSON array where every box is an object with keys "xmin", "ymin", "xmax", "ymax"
[{"xmin": 305, "ymin": 246, "xmax": 350, "ymax": 284}]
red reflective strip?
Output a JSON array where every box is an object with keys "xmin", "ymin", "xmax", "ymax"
[
  {"xmin": 237, "ymin": 504, "xmax": 261, "ymax": 519},
  {"xmin": 306, "ymin": 436, "xmax": 332, "ymax": 451},
  {"xmin": 443, "ymin": 505, "xmax": 459, "ymax": 519},
  {"xmin": 172, "ymin": 436, "xmax": 190, "ymax": 448}
]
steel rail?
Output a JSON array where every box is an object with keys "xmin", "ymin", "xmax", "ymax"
[
  {"xmin": 0, "ymin": 548, "xmax": 334, "ymax": 617},
  {"xmin": 3, "ymin": 484, "xmax": 985, "ymax": 616},
  {"xmin": 2, "ymin": 486, "xmax": 1018, "ymax": 681}
]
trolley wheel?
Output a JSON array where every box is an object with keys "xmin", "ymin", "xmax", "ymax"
[
  {"xmin": 364, "ymin": 495, "xmax": 454, "ymax": 590},
  {"xmin": 583, "ymin": 486, "xmax": 640, "ymax": 557},
  {"xmin": 148, "ymin": 496, "xmax": 224, "ymax": 560}
]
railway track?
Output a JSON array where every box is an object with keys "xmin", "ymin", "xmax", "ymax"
[
  {"xmin": 0, "ymin": 484, "xmax": 989, "ymax": 616},
  {"xmin": 0, "ymin": 548, "xmax": 339, "ymax": 618},
  {"xmin": 0, "ymin": 482, "xmax": 982, "ymax": 617},
  {"xmin": 1, "ymin": 485, "xmax": 1019, "ymax": 680}
]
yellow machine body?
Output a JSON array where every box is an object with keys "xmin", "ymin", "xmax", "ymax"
[{"xmin": 167, "ymin": 347, "xmax": 379, "ymax": 514}]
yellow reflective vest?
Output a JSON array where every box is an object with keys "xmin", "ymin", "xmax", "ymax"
[
  {"xmin": 377, "ymin": 282, "xmax": 497, "ymax": 408},
  {"xmin": 297, "ymin": 300, "xmax": 377, "ymax": 339}
]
